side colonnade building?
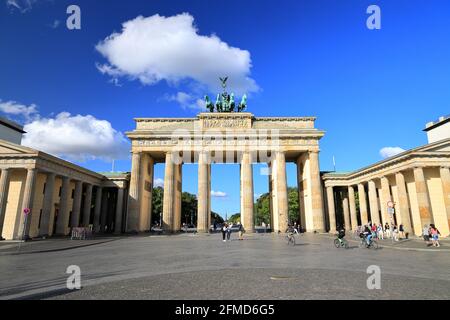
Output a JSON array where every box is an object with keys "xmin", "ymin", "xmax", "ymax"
[
  {"xmin": 322, "ymin": 138, "xmax": 450, "ymax": 237},
  {"xmin": 0, "ymin": 139, "xmax": 129, "ymax": 240}
]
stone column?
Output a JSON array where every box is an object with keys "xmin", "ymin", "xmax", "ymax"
[
  {"xmin": 326, "ymin": 186, "xmax": 336, "ymax": 233},
  {"xmin": 357, "ymin": 183, "xmax": 369, "ymax": 226},
  {"xmin": 127, "ymin": 151, "xmax": 142, "ymax": 232},
  {"xmin": 348, "ymin": 186, "xmax": 358, "ymax": 230},
  {"xmin": 197, "ymin": 152, "xmax": 209, "ymax": 232},
  {"xmin": 342, "ymin": 193, "xmax": 350, "ymax": 230},
  {"xmin": 39, "ymin": 172, "xmax": 56, "ymax": 237},
  {"xmin": 395, "ymin": 172, "xmax": 412, "ymax": 233},
  {"xmin": 368, "ymin": 180, "xmax": 380, "ymax": 225},
  {"xmin": 114, "ymin": 188, "xmax": 125, "ymax": 234},
  {"xmin": 380, "ymin": 177, "xmax": 392, "ymax": 225},
  {"xmin": 55, "ymin": 176, "xmax": 71, "ymax": 235},
  {"xmin": 440, "ymin": 167, "xmax": 450, "ymax": 230},
  {"xmin": 173, "ymin": 163, "xmax": 182, "ymax": 232},
  {"xmin": 0, "ymin": 169, "xmax": 11, "ymax": 240},
  {"xmin": 82, "ymin": 184, "xmax": 93, "ymax": 227},
  {"xmin": 16, "ymin": 168, "xmax": 37, "ymax": 240},
  {"xmin": 163, "ymin": 152, "xmax": 175, "ymax": 232},
  {"xmin": 272, "ymin": 152, "xmax": 288, "ymax": 233},
  {"xmin": 308, "ymin": 151, "xmax": 325, "ymax": 232},
  {"xmin": 70, "ymin": 181, "xmax": 83, "ymax": 227},
  {"xmin": 93, "ymin": 186, "xmax": 103, "ymax": 232},
  {"xmin": 207, "ymin": 164, "xmax": 211, "ymax": 229},
  {"xmin": 241, "ymin": 152, "xmax": 255, "ymax": 233},
  {"xmin": 413, "ymin": 167, "xmax": 433, "ymax": 226},
  {"xmin": 268, "ymin": 165, "xmax": 274, "ymax": 230},
  {"xmin": 100, "ymin": 190, "xmax": 109, "ymax": 232}
]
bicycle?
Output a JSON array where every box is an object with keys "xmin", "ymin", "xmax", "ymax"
[
  {"xmin": 334, "ymin": 236, "xmax": 349, "ymax": 249},
  {"xmin": 359, "ymin": 235, "xmax": 379, "ymax": 249}
]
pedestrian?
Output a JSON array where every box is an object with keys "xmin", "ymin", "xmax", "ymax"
[
  {"xmin": 392, "ymin": 225, "xmax": 399, "ymax": 242},
  {"xmin": 399, "ymin": 224, "xmax": 405, "ymax": 239},
  {"xmin": 422, "ymin": 224, "xmax": 431, "ymax": 246},
  {"xmin": 238, "ymin": 223, "xmax": 244, "ymax": 240},
  {"xmin": 262, "ymin": 221, "xmax": 266, "ymax": 233},
  {"xmin": 213, "ymin": 220, "xmax": 217, "ymax": 232},
  {"xmin": 430, "ymin": 224, "xmax": 441, "ymax": 247},
  {"xmin": 377, "ymin": 224, "xmax": 384, "ymax": 240},
  {"xmin": 385, "ymin": 222, "xmax": 391, "ymax": 238},
  {"xmin": 227, "ymin": 222, "xmax": 233, "ymax": 241},
  {"xmin": 222, "ymin": 223, "xmax": 228, "ymax": 242}
]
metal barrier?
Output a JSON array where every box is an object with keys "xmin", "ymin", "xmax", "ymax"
[{"xmin": 71, "ymin": 226, "xmax": 93, "ymax": 240}]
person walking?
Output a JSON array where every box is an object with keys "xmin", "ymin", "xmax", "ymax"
[
  {"xmin": 399, "ymin": 224, "xmax": 405, "ymax": 239},
  {"xmin": 238, "ymin": 223, "xmax": 244, "ymax": 240},
  {"xmin": 430, "ymin": 224, "xmax": 441, "ymax": 247},
  {"xmin": 227, "ymin": 222, "xmax": 233, "ymax": 241},
  {"xmin": 377, "ymin": 224, "xmax": 384, "ymax": 240},
  {"xmin": 222, "ymin": 223, "xmax": 228, "ymax": 242},
  {"xmin": 422, "ymin": 225, "xmax": 431, "ymax": 246},
  {"xmin": 385, "ymin": 222, "xmax": 391, "ymax": 239},
  {"xmin": 392, "ymin": 225, "xmax": 399, "ymax": 242}
]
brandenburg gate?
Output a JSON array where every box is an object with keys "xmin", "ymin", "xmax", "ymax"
[{"xmin": 125, "ymin": 112, "xmax": 326, "ymax": 234}]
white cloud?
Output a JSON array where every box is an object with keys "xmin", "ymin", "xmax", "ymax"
[
  {"xmin": 22, "ymin": 112, "xmax": 130, "ymax": 162},
  {"xmin": 165, "ymin": 92, "xmax": 206, "ymax": 111},
  {"xmin": 6, "ymin": 0, "xmax": 36, "ymax": 13},
  {"xmin": 0, "ymin": 100, "xmax": 38, "ymax": 120},
  {"xmin": 154, "ymin": 178, "xmax": 164, "ymax": 188},
  {"xmin": 211, "ymin": 190, "xmax": 227, "ymax": 198},
  {"xmin": 95, "ymin": 13, "xmax": 258, "ymax": 95},
  {"xmin": 379, "ymin": 147, "xmax": 405, "ymax": 159}
]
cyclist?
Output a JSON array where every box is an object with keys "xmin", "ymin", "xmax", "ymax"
[
  {"xmin": 337, "ymin": 226, "xmax": 346, "ymax": 243},
  {"xmin": 363, "ymin": 224, "xmax": 372, "ymax": 246}
]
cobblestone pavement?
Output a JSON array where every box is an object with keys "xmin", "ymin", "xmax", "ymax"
[{"xmin": 0, "ymin": 232, "xmax": 448, "ymax": 300}]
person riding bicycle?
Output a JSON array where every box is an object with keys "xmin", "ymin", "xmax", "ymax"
[
  {"xmin": 363, "ymin": 224, "xmax": 372, "ymax": 245},
  {"xmin": 337, "ymin": 226, "xmax": 346, "ymax": 242}
]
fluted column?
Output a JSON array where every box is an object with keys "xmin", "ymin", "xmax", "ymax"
[
  {"xmin": 241, "ymin": 152, "xmax": 255, "ymax": 233},
  {"xmin": 114, "ymin": 188, "xmax": 125, "ymax": 234},
  {"xmin": 93, "ymin": 186, "xmax": 103, "ymax": 232},
  {"xmin": 326, "ymin": 186, "xmax": 336, "ymax": 233},
  {"xmin": 268, "ymin": 164, "xmax": 274, "ymax": 229},
  {"xmin": 368, "ymin": 180, "xmax": 380, "ymax": 225},
  {"xmin": 197, "ymin": 152, "xmax": 209, "ymax": 232},
  {"xmin": 342, "ymin": 193, "xmax": 350, "ymax": 230},
  {"xmin": 127, "ymin": 151, "xmax": 142, "ymax": 232},
  {"xmin": 413, "ymin": 167, "xmax": 433, "ymax": 226},
  {"xmin": 380, "ymin": 177, "xmax": 392, "ymax": 225},
  {"xmin": 55, "ymin": 177, "xmax": 71, "ymax": 235},
  {"xmin": 308, "ymin": 151, "xmax": 325, "ymax": 232},
  {"xmin": 163, "ymin": 152, "xmax": 175, "ymax": 232},
  {"xmin": 82, "ymin": 184, "xmax": 93, "ymax": 227},
  {"xmin": 70, "ymin": 181, "xmax": 83, "ymax": 227},
  {"xmin": 272, "ymin": 152, "xmax": 288, "ymax": 232},
  {"xmin": 100, "ymin": 190, "xmax": 109, "ymax": 232},
  {"xmin": 440, "ymin": 167, "xmax": 450, "ymax": 231},
  {"xmin": 16, "ymin": 168, "xmax": 37, "ymax": 240},
  {"xmin": 0, "ymin": 169, "xmax": 11, "ymax": 240},
  {"xmin": 395, "ymin": 172, "xmax": 412, "ymax": 233},
  {"xmin": 173, "ymin": 163, "xmax": 182, "ymax": 232},
  {"xmin": 39, "ymin": 172, "xmax": 56, "ymax": 237},
  {"xmin": 348, "ymin": 186, "xmax": 358, "ymax": 230},
  {"xmin": 357, "ymin": 184, "xmax": 369, "ymax": 226}
]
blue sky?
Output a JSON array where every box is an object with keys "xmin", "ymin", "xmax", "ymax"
[{"xmin": 1, "ymin": 0, "xmax": 450, "ymax": 217}]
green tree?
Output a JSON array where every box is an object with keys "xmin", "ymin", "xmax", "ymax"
[{"xmin": 151, "ymin": 186, "xmax": 164, "ymax": 225}]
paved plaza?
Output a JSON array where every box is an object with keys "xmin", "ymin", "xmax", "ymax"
[{"xmin": 0, "ymin": 232, "xmax": 449, "ymax": 300}]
